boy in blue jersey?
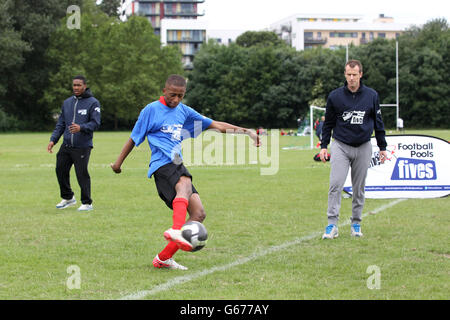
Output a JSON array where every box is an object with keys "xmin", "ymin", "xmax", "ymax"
[{"xmin": 111, "ymin": 75, "xmax": 260, "ymax": 270}]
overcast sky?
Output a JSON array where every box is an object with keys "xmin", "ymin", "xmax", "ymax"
[{"xmin": 197, "ymin": 0, "xmax": 450, "ymax": 30}]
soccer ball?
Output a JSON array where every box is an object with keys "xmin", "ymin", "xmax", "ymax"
[{"xmin": 181, "ymin": 221, "xmax": 208, "ymax": 252}]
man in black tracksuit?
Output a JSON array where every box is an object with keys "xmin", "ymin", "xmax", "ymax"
[
  {"xmin": 47, "ymin": 75, "xmax": 101, "ymax": 211},
  {"xmin": 319, "ymin": 60, "xmax": 388, "ymax": 239}
]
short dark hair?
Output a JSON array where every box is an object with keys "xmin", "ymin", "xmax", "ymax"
[
  {"xmin": 345, "ymin": 60, "xmax": 363, "ymax": 73},
  {"xmin": 73, "ymin": 75, "xmax": 87, "ymax": 84},
  {"xmin": 165, "ymin": 74, "xmax": 186, "ymax": 88}
]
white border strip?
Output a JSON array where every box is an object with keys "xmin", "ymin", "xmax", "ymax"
[{"xmin": 119, "ymin": 199, "xmax": 406, "ymax": 300}]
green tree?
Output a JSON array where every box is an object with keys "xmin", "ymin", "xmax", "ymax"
[
  {"xmin": 0, "ymin": 0, "xmax": 82, "ymax": 130},
  {"xmin": 187, "ymin": 41, "xmax": 347, "ymax": 128},
  {"xmin": 0, "ymin": 0, "xmax": 31, "ymax": 98},
  {"xmin": 98, "ymin": 0, "xmax": 120, "ymax": 18},
  {"xmin": 44, "ymin": 6, "xmax": 183, "ymax": 130},
  {"xmin": 398, "ymin": 19, "xmax": 449, "ymax": 128},
  {"xmin": 236, "ymin": 30, "xmax": 287, "ymax": 48}
]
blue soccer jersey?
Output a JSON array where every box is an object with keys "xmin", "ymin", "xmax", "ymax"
[{"xmin": 131, "ymin": 97, "xmax": 213, "ymax": 178}]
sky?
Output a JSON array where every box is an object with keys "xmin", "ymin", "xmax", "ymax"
[{"xmin": 197, "ymin": 0, "xmax": 450, "ymax": 30}]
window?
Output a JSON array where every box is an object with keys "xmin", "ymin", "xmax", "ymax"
[
  {"xmin": 139, "ymin": 3, "xmax": 158, "ymax": 15},
  {"xmin": 148, "ymin": 16, "xmax": 160, "ymax": 28},
  {"xmin": 378, "ymin": 33, "xmax": 386, "ymax": 38},
  {"xmin": 330, "ymin": 32, "xmax": 357, "ymax": 38},
  {"xmin": 181, "ymin": 3, "xmax": 194, "ymax": 14},
  {"xmin": 304, "ymin": 32, "xmax": 313, "ymax": 39}
]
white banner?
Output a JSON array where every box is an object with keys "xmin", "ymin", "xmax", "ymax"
[{"xmin": 343, "ymin": 135, "xmax": 450, "ymax": 199}]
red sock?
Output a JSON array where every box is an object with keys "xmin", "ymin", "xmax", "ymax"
[
  {"xmin": 158, "ymin": 241, "xmax": 179, "ymax": 261},
  {"xmin": 172, "ymin": 197, "xmax": 189, "ymax": 230}
]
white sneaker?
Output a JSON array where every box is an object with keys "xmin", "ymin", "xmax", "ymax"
[
  {"xmin": 163, "ymin": 228, "xmax": 193, "ymax": 252},
  {"xmin": 56, "ymin": 197, "xmax": 76, "ymax": 209},
  {"xmin": 78, "ymin": 204, "xmax": 93, "ymax": 211},
  {"xmin": 322, "ymin": 224, "xmax": 339, "ymax": 239},
  {"xmin": 152, "ymin": 255, "xmax": 188, "ymax": 270}
]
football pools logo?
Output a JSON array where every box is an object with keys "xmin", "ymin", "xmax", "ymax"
[{"xmin": 391, "ymin": 158, "xmax": 437, "ymax": 180}]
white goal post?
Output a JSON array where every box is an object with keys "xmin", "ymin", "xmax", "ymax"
[{"xmin": 310, "ymin": 105, "xmax": 326, "ymax": 149}]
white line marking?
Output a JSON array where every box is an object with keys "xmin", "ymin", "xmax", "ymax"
[{"xmin": 119, "ymin": 199, "xmax": 407, "ymax": 300}]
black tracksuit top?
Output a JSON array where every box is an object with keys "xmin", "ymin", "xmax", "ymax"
[
  {"xmin": 50, "ymin": 88, "xmax": 101, "ymax": 148},
  {"xmin": 320, "ymin": 81, "xmax": 387, "ymax": 151}
]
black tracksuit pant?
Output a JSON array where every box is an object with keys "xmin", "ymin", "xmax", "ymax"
[{"xmin": 56, "ymin": 144, "xmax": 92, "ymax": 205}]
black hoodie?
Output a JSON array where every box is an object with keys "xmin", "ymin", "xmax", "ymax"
[
  {"xmin": 320, "ymin": 81, "xmax": 387, "ymax": 151},
  {"xmin": 50, "ymin": 88, "xmax": 101, "ymax": 148}
]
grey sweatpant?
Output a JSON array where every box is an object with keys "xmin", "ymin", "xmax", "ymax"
[{"xmin": 326, "ymin": 139, "xmax": 372, "ymax": 225}]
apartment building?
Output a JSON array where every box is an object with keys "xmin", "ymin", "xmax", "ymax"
[
  {"xmin": 122, "ymin": 0, "xmax": 206, "ymax": 69},
  {"xmin": 161, "ymin": 19, "xmax": 207, "ymax": 69},
  {"xmin": 271, "ymin": 14, "xmax": 409, "ymax": 50}
]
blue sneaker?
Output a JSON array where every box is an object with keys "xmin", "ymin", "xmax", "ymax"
[
  {"xmin": 351, "ymin": 223, "xmax": 363, "ymax": 237},
  {"xmin": 322, "ymin": 224, "xmax": 339, "ymax": 239}
]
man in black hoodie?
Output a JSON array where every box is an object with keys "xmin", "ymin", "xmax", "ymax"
[
  {"xmin": 319, "ymin": 60, "xmax": 388, "ymax": 239},
  {"xmin": 47, "ymin": 75, "xmax": 101, "ymax": 211}
]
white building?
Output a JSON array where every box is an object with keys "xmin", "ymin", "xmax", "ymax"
[
  {"xmin": 118, "ymin": 0, "xmax": 133, "ymax": 21},
  {"xmin": 270, "ymin": 14, "xmax": 411, "ymax": 50}
]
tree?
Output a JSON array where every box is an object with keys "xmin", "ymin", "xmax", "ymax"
[
  {"xmin": 43, "ymin": 6, "xmax": 183, "ymax": 130},
  {"xmin": 98, "ymin": 0, "xmax": 120, "ymax": 18},
  {"xmin": 399, "ymin": 19, "xmax": 450, "ymax": 128},
  {"xmin": 0, "ymin": 0, "xmax": 31, "ymax": 130},
  {"xmin": 0, "ymin": 0, "xmax": 83, "ymax": 130},
  {"xmin": 187, "ymin": 39, "xmax": 349, "ymax": 128},
  {"xmin": 236, "ymin": 31, "xmax": 287, "ymax": 48}
]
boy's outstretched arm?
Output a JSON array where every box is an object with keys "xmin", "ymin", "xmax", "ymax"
[
  {"xmin": 208, "ymin": 121, "xmax": 261, "ymax": 147},
  {"xmin": 110, "ymin": 138, "xmax": 135, "ymax": 174}
]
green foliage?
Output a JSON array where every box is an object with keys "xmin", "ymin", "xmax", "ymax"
[
  {"xmin": 0, "ymin": 108, "xmax": 22, "ymax": 132},
  {"xmin": 98, "ymin": 0, "xmax": 121, "ymax": 18},
  {"xmin": 236, "ymin": 30, "xmax": 287, "ymax": 48},
  {"xmin": 398, "ymin": 19, "xmax": 450, "ymax": 128},
  {"xmin": 0, "ymin": 0, "xmax": 82, "ymax": 130},
  {"xmin": 187, "ymin": 42, "xmax": 344, "ymax": 127},
  {"xmin": 0, "ymin": 3, "xmax": 448, "ymax": 132},
  {"xmin": 0, "ymin": 0, "xmax": 31, "ymax": 99},
  {"xmin": 188, "ymin": 19, "xmax": 449, "ymax": 129},
  {"xmin": 43, "ymin": 6, "xmax": 183, "ymax": 130}
]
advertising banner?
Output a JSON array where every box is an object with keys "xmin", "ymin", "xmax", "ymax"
[{"xmin": 343, "ymin": 135, "xmax": 450, "ymax": 199}]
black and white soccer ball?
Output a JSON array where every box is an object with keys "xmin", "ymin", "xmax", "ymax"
[{"xmin": 181, "ymin": 221, "xmax": 208, "ymax": 252}]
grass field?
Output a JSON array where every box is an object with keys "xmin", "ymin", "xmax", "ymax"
[{"xmin": 0, "ymin": 129, "xmax": 448, "ymax": 300}]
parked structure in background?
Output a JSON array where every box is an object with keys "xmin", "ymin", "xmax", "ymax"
[{"xmin": 270, "ymin": 14, "xmax": 410, "ymax": 50}]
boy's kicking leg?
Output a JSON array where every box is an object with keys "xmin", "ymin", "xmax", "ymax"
[
  {"xmin": 163, "ymin": 176, "xmax": 194, "ymax": 251},
  {"xmin": 153, "ymin": 188, "xmax": 206, "ymax": 270}
]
